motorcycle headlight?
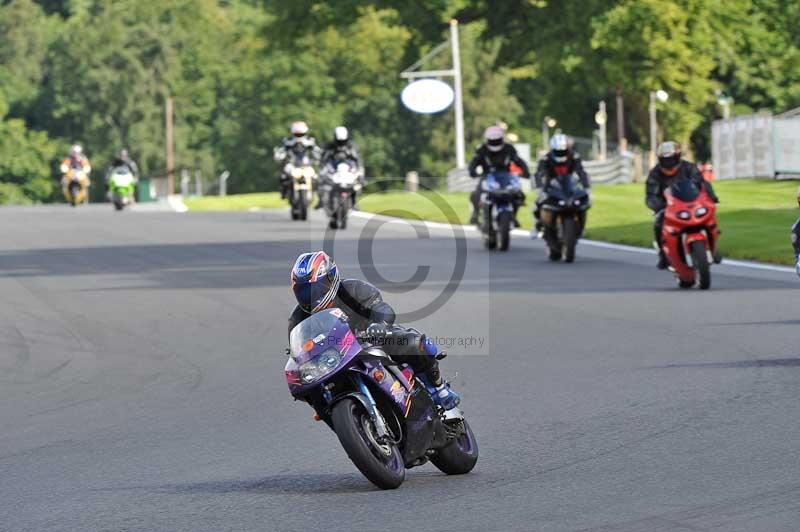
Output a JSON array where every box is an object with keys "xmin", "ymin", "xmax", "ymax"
[
  {"xmin": 558, "ymin": 200, "xmax": 566, "ymax": 206},
  {"xmin": 573, "ymin": 199, "xmax": 581, "ymax": 206},
  {"xmin": 695, "ymin": 207, "xmax": 708, "ymax": 217},
  {"xmin": 677, "ymin": 210, "xmax": 691, "ymax": 220},
  {"xmin": 298, "ymin": 348, "xmax": 342, "ymax": 384}
]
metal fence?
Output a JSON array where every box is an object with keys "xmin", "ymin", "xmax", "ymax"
[{"xmin": 712, "ymin": 112, "xmax": 800, "ymax": 179}]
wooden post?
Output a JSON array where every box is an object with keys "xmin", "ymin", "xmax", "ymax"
[
  {"xmin": 165, "ymin": 96, "xmax": 175, "ymax": 195},
  {"xmin": 616, "ymin": 85, "xmax": 626, "ymax": 147}
]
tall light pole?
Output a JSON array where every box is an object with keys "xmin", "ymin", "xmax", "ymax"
[
  {"xmin": 616, "ymin": 85, "xmax": 627, "ymax": 151},
  {"xmin": 399, "ymin": 20, "xmax": 466, "ymax": 169},
  {"xmin": 450, "ymin": 20, "xmax": 465, "ymax": 168},
  {"xmin": 165, "ymin": 96, "xmax": 175, "ymax": 195},
  {"xmin": 595, "ymin": 101, "xmax": 607, "ymax": 160},
  {"xmin": 542, "ymin": 116, "xmax": 556, "ymax": 151},
  {"xmin": 649, "ymin": 89, "xmax": 669, "ymax": 167}
]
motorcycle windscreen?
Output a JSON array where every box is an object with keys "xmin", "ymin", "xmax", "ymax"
[
  {"xmin": 489, "ymin": 172, "xmax": 517, "ymax": 188},
  {"xmin": 547, "ymin": 174, "xmax": 579, "ymax": 199},
  {"xmin": 288, "ymin": 307, "xmax": 353, "ymax": 362},
  {"xmin": 670, "ymin": 180, "xmax": 700, "ymax": 202}
]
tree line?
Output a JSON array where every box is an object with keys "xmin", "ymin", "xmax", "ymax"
[{"xmin": 1, "ymin": 0, "xmax": 797, "ymax": 203}]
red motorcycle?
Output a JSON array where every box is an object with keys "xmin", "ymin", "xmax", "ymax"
[{"xmin": 661, "ymin": 180, "xmax": 720, "ymax": 289}]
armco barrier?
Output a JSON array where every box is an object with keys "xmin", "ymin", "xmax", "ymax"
[{"xmin": 446, "ymin": 153, "xmax": 634, "ymax": 192}]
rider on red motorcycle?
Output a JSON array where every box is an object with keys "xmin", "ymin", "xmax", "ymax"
[
  {"xmin": 287, "ymin": 251, "xmax": 460, "ymax": 411},
  {"xmin": 646, "ymin": 141, "xmax": 719, "ymax": 269}
]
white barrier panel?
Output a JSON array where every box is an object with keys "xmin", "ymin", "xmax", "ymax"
[
  {"xmin": 712, "ymin": 113, "xmax": 775, "ymax": 179},
  {"xmin": 774, "ymin": 119, "xmax": 800, "ymax": 174}
]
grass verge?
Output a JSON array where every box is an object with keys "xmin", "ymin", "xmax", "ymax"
[
  {"xmin": 181, "ymin": 180, "xmax": 799, "ymax": 265},
  {"xmin": 184, "ymin": 192, "xmax": 283, "ymax": 212},
  {"xmin": 358, "ymin": 179, "xmax": 800, "ymax": 266}
]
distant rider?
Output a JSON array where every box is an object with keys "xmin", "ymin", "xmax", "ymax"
[
  {"xmin": 532, "ymin": 134, "xmax": 590, "ymax": 235},
  {"xmin": 646, "ymin": 141, "xmax": 719, "ymax": 269},
  {"xmin": 60, "ymin": 144, "xmax": 92, "ymax": 178},
  {"xmin": 288, "ymin": 251, "xmax": 461, "ymax": 411},
  {"xmin": 274, "ymin": 121, "xmax": 321, "ymax": 199},
  {"xmin": 468, "ymin": 125, "xmax": 530, "ymax": 227},
  {"xmin": 317, "ymin": 126, "xmax": 364, "ymax": 209},
  {"xmin": 110, "ymin": 149, "xmax": 139, "ymax": 177}
]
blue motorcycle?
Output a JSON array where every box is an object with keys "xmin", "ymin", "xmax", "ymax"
[
  {"xmin": 540, "ymin": 173, "xmax": 590, "ymax": 262},
  {"xmin": 284, "ymin": 308, "xmax": 478, "ymax": 489},
  {"xmin": 480, "ymin": 172, "xmax": 522, "ymax": 251}
]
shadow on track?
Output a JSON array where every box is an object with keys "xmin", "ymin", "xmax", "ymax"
[
  {"xmin": 148, "ymin": 470, "xmax": 449, "ymax": 495},
  {"xmin": 646, "ymin": 357, "xmax": 800, "ymax": 369}
]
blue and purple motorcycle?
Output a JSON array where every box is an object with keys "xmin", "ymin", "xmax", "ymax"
[
  {"xmin": 480, "ymin": 171, "xmax": 522, "ymax": 251},
  {"xmin": 284, "ymin": 308, "xmax": 478, "ymax": 489}
]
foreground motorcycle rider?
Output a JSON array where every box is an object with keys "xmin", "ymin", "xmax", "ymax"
[
  {"xmin": 468, "ymin": 125, "xmax": 530, "ymax": 227},
  {"xmin": 646, "ymin": 141, "xmax": 720, "ymax": 269},
  {"xmin": 533, "ymin": 134, "xmax": 590, "ymax": 236},
  {"xmin": 317, "ymin": 126, "xmax": 364, "ymax": 209},
  {"xmin": 288, "ymin": 251, "xmax": 460, "ymax": 411},
  {"xmin": 274, "ymin": 121, "xmax": 320, "ymax": 199}
]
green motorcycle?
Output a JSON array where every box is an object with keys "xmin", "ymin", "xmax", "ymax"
[{"xmin": 108, "ymin": 166, "xmax": 137, "ymax": 211}]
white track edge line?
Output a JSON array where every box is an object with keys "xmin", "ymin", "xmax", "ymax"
[{"xmin": 350, "ymin": 211, "xmax": 794, "ymax": 274}]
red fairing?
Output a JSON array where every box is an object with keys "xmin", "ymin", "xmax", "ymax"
[
  {"xmin": 554, "ymin": 164, "xmax": 569, "ymax": 176},
  {"xmin": 661, "ymin": 186, "xmax": 719, "ymax": 285}
]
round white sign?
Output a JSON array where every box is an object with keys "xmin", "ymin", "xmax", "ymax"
[{"xmin": 401, "ymin": 79, "xmax": 455, "ymax": 114}]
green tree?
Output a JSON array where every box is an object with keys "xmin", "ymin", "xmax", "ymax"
[
  {"xmin": 591, "ymin": 0, "xmax": 717, "ymax": 150},
  {"xmin": 0, "ymin": 95, "xmax": 60, "ymax": 203}
]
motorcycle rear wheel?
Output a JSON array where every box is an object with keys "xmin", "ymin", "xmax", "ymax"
[
  {"xmin": 331, "ymin": 398, "xmax": 404, "ymax": 490},
  {"xmin": 690, "ymin": 240, "xmax": 711, "ymax": 290},
  {"xmin": 430, "ymin": 419, "xmax": 479, "ymax": 475}
]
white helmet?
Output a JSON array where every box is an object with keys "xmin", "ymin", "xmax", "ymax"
[
  {"xmin": 549, "ymin": 134, "xmax": 570, "ymax": 163},
  {"xmin": 290, "ymin": 121, "xmax": 309, "ymax": 137},
  {"xmin": 70, "ymin": 144, "xmax": 83, "ymax": 157},
  {"xmin": 334, "ymin": 126, "xmax": 349, "ymax": 143},
  {"xmin": 484, "ymin": 126, "xmax": 505, "ymax": 152}
]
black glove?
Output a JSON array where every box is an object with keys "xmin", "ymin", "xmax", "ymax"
[{"xmin": 366, "ymin": 322, "xmax": 388, "ymax": 338}]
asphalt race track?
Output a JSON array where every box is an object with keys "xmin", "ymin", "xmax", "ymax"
[{"xmin": 2, "ymin": 205, "xmax": 800, "ymax": 532}]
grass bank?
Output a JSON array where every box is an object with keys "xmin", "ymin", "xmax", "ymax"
[
  {"xmin": 182, "ymin": 180, "xmax": 800, "ymax": 265},
  {"xmin": 184, "ymin": 192, "xmax": 283, "ymax": 212},
  {"xmin": 358, "ymin": 180, "xmax": 799, "ymax": 266}
]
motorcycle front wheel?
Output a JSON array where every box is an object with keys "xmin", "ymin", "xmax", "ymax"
[
  {"xmin": 298, "ymin": 190, "xmax": 308, "ymax": 221},
  {"xmin": 338, "ymin": 196, "xmax": 350, "ymax": 230},
  {"xmin": 562, "ymin": 216, "xmax": 578, "ymax": 263},
  {"xmin": 690, "ymin": 240, "xmax": 711, "ymax": 290},
  {"xmin": 331, "ymin": 398, "xmax": 404, "ymax": 490},
  {"xmin": 430, "ymin": 418, "xmax": 478, "ymax": 475},
  {"xmin": 497, "ymin": 210, "xmax": 512, "ymax": 251}
]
